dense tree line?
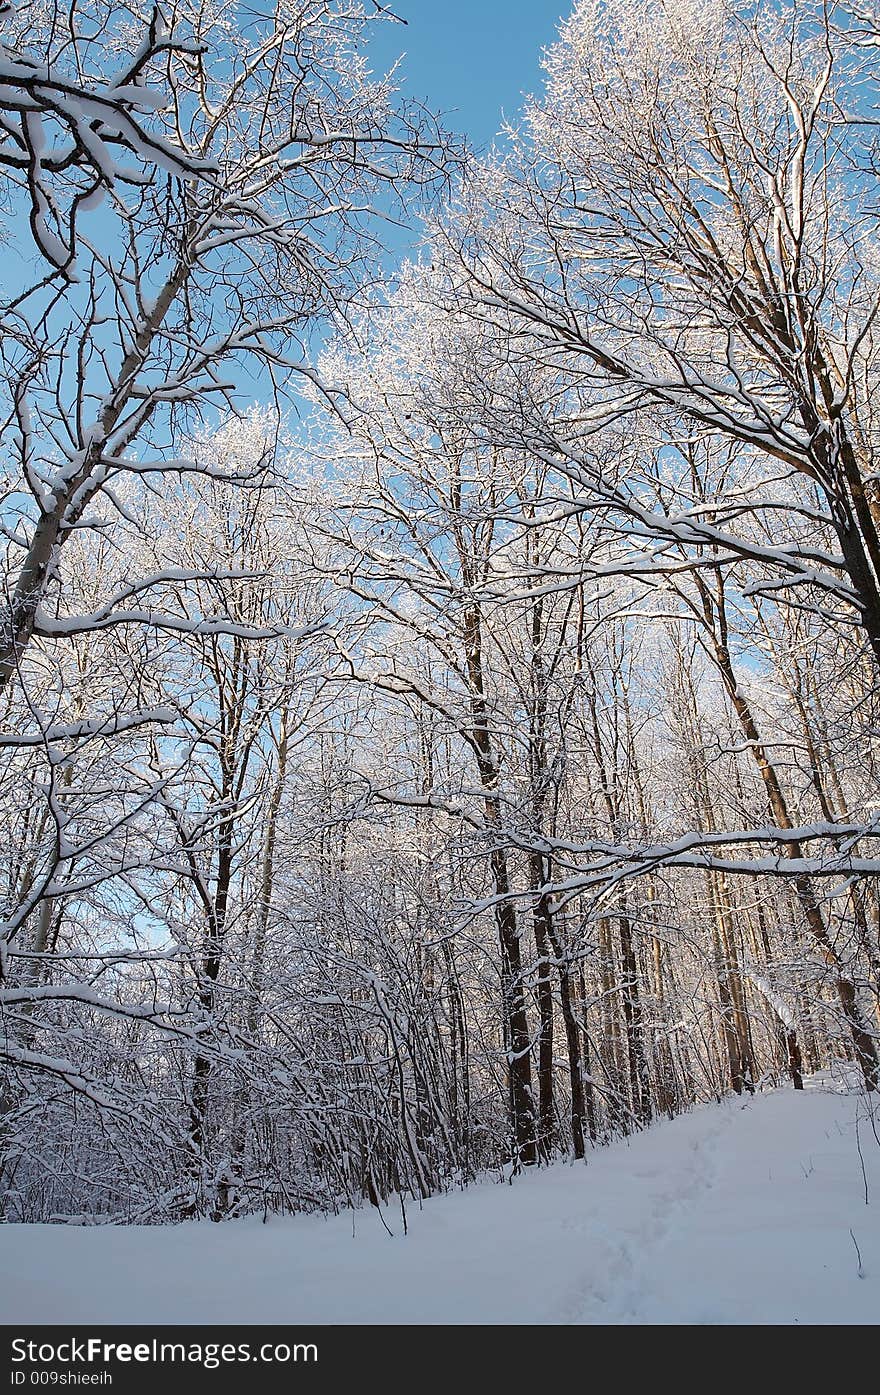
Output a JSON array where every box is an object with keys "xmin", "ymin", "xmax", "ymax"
[{"xmin": 2, "ymin": 0, "xmax": 879, "ymax": 1223}]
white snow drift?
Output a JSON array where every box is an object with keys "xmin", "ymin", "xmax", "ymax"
[{"xmin": 2, "ymin": 1079, "xmax": 878, "ymax": 1325}]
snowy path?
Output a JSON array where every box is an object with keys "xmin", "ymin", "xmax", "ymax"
[{"xmin": 2, "ymin": 1083, "xmax": 878, "ymax": 1324}]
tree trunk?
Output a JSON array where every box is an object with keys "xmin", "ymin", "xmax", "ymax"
[{"xmin": 697, "ymin": 573, "xmax": 879, "ymax": 1092}]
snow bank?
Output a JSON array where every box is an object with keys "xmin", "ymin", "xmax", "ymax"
[{"xmin": 2, "ymin": 1083, "xmax": 878, "ymax": 1324}]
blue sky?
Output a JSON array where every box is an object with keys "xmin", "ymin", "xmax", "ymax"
[
  {"xmin": 0, "ymin": 3, "xmax": 572, "ymax": 420},
  {"xmin": 368, "ymin": 1, "xmax": 568, "ymax": 150}
]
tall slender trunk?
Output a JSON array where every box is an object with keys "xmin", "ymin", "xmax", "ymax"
[
  {"xmin": 463, "ymin": 604, "xmax": 535, "ymax": 1164},
  {"xmin": 706, "ymin": 870, "xmax": 748, "ymax": 1093},
  {"xmin": 541, "ymin": 897, "xmax": 587, "ymax": 1158},
  {"xmin": 247, "ymin": 715, "xmax": 291, "ymax": 1039},
  {"xmin": 751, "ymin": 898, "xmax": 804, "ymax": 1090},
  {"xmin": 651, "ymin": 934, "xmax": 678, "ymax": 1116},
  {"xmin": 618, "ymin": 904, "xmax": 652, "ymax": 1123},
  {"xmin": 530, "ymin": 856, "xmax": 556, "ymax": 1160},
  {"xmin": 577, "ymin": 959, "xmax": 598, "ymax": 1145},
  {"xmin": 598, "ymin": 915, "xmax": 628, "ymax": 1132},
  {"xmin": 187, "ymin": 813, "xmax": 233, "ymax": 1219}
]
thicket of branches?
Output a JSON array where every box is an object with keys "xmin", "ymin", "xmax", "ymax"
[{"xmin": 2, "ymin": 0, "xmax": 880, "ymax": 1223}]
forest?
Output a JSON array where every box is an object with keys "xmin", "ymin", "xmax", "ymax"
[{"xmin": 2, "ymin": 0, "xmax": 880, "ymax": 1241}]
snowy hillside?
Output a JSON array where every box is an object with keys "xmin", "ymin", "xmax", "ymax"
[{"xmin": 3, "ymin": 1080, "xmax": 878, "ymax": 1325}]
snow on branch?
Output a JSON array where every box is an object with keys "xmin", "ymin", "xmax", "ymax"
[{"xmin": 0, "ymin": 3, "xmax": 216, "ymax": 276}]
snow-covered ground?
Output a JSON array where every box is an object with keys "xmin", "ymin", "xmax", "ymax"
[{"xmin": 3, "ymin": 1080, "xmax": 878, "ymax": 1324}]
